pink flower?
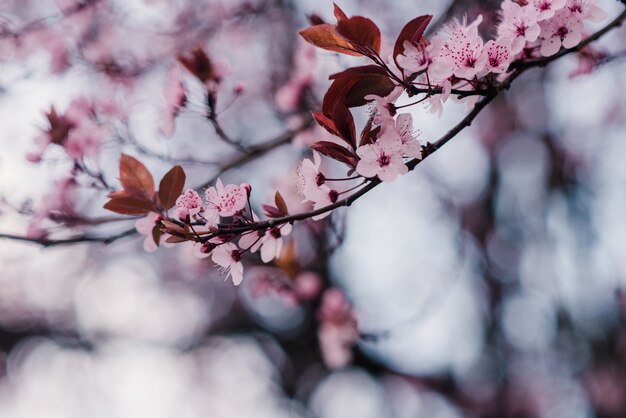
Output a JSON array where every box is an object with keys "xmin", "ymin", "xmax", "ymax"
[
  {"xmin": 175, "ymin": 188, "xmax": 202, "ymax": 220},
  {"xmin": 427, "ymin": 80, "xmax": 452, "ymax": 116},
  {"xmin": 295, "ymin": 150, "xmax": 326, "ymax": 201},
  {"xmin": 159, "ymin": 65, "xmax": 187, "ymax": 138},
  {"xmin": 212, "ymin": 243, "xmax": 244, "ymax": 285},
  {"xmin": 64, "ymin": 124, "xmax": 105, "ymax": 159},
  {"xmin": 539, "ymin": 9, "xmax": 584, "ymax": 56},
  {"xmin": 397, "ymin": 40, "xmax": 433, "ymax": 75},
  {"xmin": 204, "ymin": 178, "xmax": 248, "ymax": 217},
  {"xmin": 307, "ymin": 186, "xmax": 339, "ymax": 221},
  {"xmin": 317, "ymin": 289, "xmax": 358, "ymax": 369},
  {"xmin": 365, "ymin": 86, "xmax": 403, "ymax": 126},
  {"xmin": 135, "ymin": 212, "xmax": 173, "ymax": 253},
  {"xmin": 431, "ymin": 16, "xmax": 487, "ymax": 80},
  {"xmin": 385, "ymin": 113, "xmax": 422, "ymax": 158},
  {"xmin": 356, "ymin": 137, "xmax": 407, "ymax": 183},
  {"xmin": 259, "ymin": 224, "xmax": 292, "ymax": 263},
  {"xmin": 567, "ymin": 0, "xmax": 607, "ymax": 22},
  {"xmin": 532, "ymin": 0, "xmax": 567, "ymax": 21},
  {"xmin": 498, "ymin": 1, "xmax": 542, "ymax": 54},
  {"xmin": 484, "ymin": 39, "xmax": 512, "ymax": 73}
]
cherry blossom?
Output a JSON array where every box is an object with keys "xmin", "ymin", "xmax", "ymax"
[
  {"xmin": 135, "ymin": 212, "xmax": 172, "ymax": 253},
  {"xmin": 430, "ymin": 16, "xmax": 487, "ymax": 80},
  {"xmin": 427, "ymin": 80, "xmax": 452, "ymax": 117},
  {"xmin": 397, "ymin": 39, "xmax": 433, "ymax": 75},
  {"xmin": 317, "ymin": 288, "xmax": 358, "ymax": 369},
  {"xmin": 484, "ymin": 39, "xmax": 512, "ymax": 73},
  {"xmin": 259, "ymin": 224, "xmax": 293, "ymax": 263},
  {"xmin": 498, "ymin": 1, "xmax": 542, "ymax": 54},
  {"xmin": 567, "ymin": 0, "xmax": 607, "ymax": 22},
  {"xmin": 539, "ymin": 8, "xmax": 584, "ymax": 56},
  {"xmin": 64, "ymin": 124, "xmax": 106, "ymax": 159},
  {"xmin": 295, "ymin": 150, "xmax": 326, "ymax": 201},
  {"xmin": 365, "ymin": 86, "xmax": 403, "ymax": 126},
  {"xmin": 175, "ymin": 188, "xmax": 202, "ymax": 220},
  {"xmin": 384, "ymin": 113, "xmax": 422, "ymax": 158},
  {"xmin": 532, "ymin": 0, "xmax": 567, "ymax": 21},
  {"xmin": 356, "ymin": 136, "xmax": 407, "ymax": 183},
  {"xmin": 306, "ymin": 185, "xmax": 339, "ymax": 221},
  {"xmin": 204, "ymin": 179, "xmax": 248, "ymax": 217},
  {"xmin": 159, "ymin": 65, "xmax": 187, "ymax": 138},
  {"xmin": 212, "ymin": 242, "xmax": 244, "ymax": 285}
]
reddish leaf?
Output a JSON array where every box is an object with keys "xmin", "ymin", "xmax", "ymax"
[
  {"xmin": 106, "ymin": 190, "xmax": 128, "ymax": 199},
  {"xmin": 262, "ymin": 204, "xmax": 284, "ymax": 219},
  {"xmin": 119, "ymin": 154, "xmax": 155, "ymax": 200},
  {"xmin": 337, "ymin": 16, "xmax": 381, "ymax": 55},
  {"xmin": 346, "ymin": 76, "xmax": 396, "ymax": 107},
  {"xmin": 274, "ymin": 191, "xmax": 289, "ymax": 215},
  {"xmin": 393, "ymin": 15, "xmax": 433, "ymax": 69},
  {"xmin": 161, "ymin": 220, "xmax": 185, "ymax": 234},
  {"xmin": 359, "ymin": 119, "xmax": 381, "ymax": 147},
  {"xmin": 311, "ymin": 111, "xmax": 340, "ymax": 137},
  {"xmin": 311, "ymin": 141, "xmax": 358, "ymax": 168},
  {"xmin": 333, "ymin": 3, "xmax": 348, "ymax": 22},
  {"xmin": 165, "ymin": 235, "xmax": 189, "ymax": 244},
  {"xmin": 158, "ymin": 165, "xmax": 186, "ymax": 210},
  {"xmin": 178, "ymin": 48, "xmax": 213, "ymax": 83},
  {"xmin": 299, "ymin": 24, "xmax": 362, "ymax": 56},
  {"xmin": 104, "ymin": 196, "xmax": 155, "ymax": 215},
  {"xmin": 331, "ymin": 103, "xmax": 357, "ymax": 150},
  {"xmin": 329, "ymin": 65, "xmax": 389, "ymax": 80},
  {"xmin": 151, "ymin": 224, "xmax": 163, "ymax": 248},
  {"xmin": 329, "ymin": 65, "xmax": 396, "ymax": 107},
  {"xmin": 322, "ymin": 77, "xmax": 359, "ymax": 147},
  {"xmin": 307, "ymin": 14, "xmax": 325, "ymax": 25}
]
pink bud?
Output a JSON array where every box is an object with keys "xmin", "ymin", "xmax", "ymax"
[{"xmin": 233, "ymin": 82, "xmax": 245, "ymax": 95}]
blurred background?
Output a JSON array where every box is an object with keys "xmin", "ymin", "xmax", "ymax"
[{"xmin": 1, "ymin": 0, "xmax": 626, "ymax": 417}]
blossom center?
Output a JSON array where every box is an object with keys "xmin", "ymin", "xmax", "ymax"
[{"xmin": 377, "ymin": 153, "xmax": 391, "ymax": 167}]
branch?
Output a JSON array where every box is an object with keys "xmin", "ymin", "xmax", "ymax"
[
  {"xmin": 2, "ymin": 5, "xmax": 624, "ymax": 248},
  {"xmin": 203, "ymin": 7, "xmax": 626, "ymax": 239}
]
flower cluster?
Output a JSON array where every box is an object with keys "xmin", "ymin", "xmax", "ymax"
[
  {"xmin": 397, "ymin": 0, "xmax": 606, "ymax": 114},
  {"xmin": 27, "ymin": 97, "xmax": 119, "ymax": 163}
]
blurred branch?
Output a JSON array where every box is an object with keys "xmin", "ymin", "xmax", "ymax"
[{"xmin": 0, "ymin": 0, "xmax": 103, "ymax": 39}]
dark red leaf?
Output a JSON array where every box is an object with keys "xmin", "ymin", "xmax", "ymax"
[
  {"xmin": 329, "ymin": 65, "xmax": 389, "ymax": 80},
  {"xmin": 311, "ymin": 111, "xmax": 340, "ymax": 136},
  {"xmin": 311, "ymin": 141, "xmax": 358, "ymax": 168},
  {"xmin": 103, "ymin": 196, "xmax": 155, "ymax": 215},
  {"xmin": 337, "ymin": 16, "xmax": 381, "ymax": 55},
  {"xmin": 158, "ymin": 165, "xmax": 186, "ymax": 210},
  {"xmin": 331, "ymin": 103, "xmax": 357, "ymax": 150},
  {"xmin": 119, "ymin": 154, "xmax": 155, "ymax": 200},
  {"xmin": 165, "ymin": 235, "xmax": 189, "ymax": 244},
  {"xmin": 161, "ymin": 220, "xmax": 185, "ymax": 234},
  {"xmin": 151, "ymin": 224, "xmax": 163, "ymax": 248},
  {"xmin": 299, "ymin": 24, "xmax": 362, "ymax": 56},
  {"xmin": 359, "ymin": 119, "xmax": 381, "ymax": 147},
  {"xmin": 274, "ymin": 191, "xmax": 289, "ymax": 215},
  {"xmin": 393, "ymin": 15, "xmax": 433, "ymax": 69},
  {"xmin": 307, "ymin": 14, "xmax": 325, "ymax": 25},
  {"xmin": 329, "ymin": 65, "xmax": 396, "ymax": 108},
  {"xmin": 333, "ymin": 3, "xmax": 348, "ymax": 22},
  {"xmin": 322, "ymin": 77, "xmax": 359, "ymax": 148},
  {"xmin": 178, "ymin": 48, "xmax": 213, "ymax": 83}
]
